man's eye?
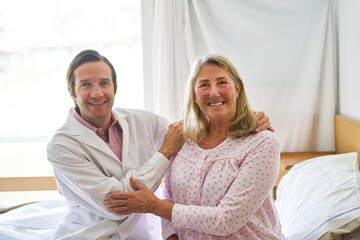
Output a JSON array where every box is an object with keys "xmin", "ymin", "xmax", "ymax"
[
  {"xmin": 80, "ymin": 82, "xmax": 90, "ymax": 87},
  {"xmin": 101, "ymin": 81, "xmax": 110, "ymax": 86}
]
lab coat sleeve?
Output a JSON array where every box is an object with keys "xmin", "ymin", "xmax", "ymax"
[
  {"xmin": 48, "ymin": 143, "xmax": 170, "ymax": 221},
  {"xmin": 123, "ymin": 112, "xmax": 170, "ymax": 190},
  {"xmin": 47, "ymin": 112, "xmax": 171, "ymax": 221}
]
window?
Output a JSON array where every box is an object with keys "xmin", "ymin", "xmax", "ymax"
[{"xmin": 0, "ymin": 0, "xmax": 143, "ymax": 205}]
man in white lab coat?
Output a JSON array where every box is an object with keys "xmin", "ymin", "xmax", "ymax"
[{"xmin": 47, "ymin": 50, "xmax": 272, "ymax": 239}]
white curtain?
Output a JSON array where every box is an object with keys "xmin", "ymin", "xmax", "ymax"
[{"xmin": 142, "ymin": 0, "xmax": 340, "ymax": 152}]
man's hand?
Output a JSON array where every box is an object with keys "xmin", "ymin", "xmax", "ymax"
[
  {"xmin": 254, "ymin": 111, "xmax": 274, "ymax": 133},
  {"xmin": 159, "ymin": 121, "xmax": 185, "ymax": 159}
]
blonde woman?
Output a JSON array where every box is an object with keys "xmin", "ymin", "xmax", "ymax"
[{"xmin": 105, "ymin": 55, "xmax": 284, "ymax": 239}]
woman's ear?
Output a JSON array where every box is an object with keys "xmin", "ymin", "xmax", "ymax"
[
  {"xmin": 193, "ymin": 91, "xmax": 197, "ymax": 103},
  {"xmin": 235, "ymin": 83, "xmax": 240, "ymax": 96}
]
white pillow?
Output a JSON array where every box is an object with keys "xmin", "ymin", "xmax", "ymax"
[{"xmin": 275, "ymin": 152, "xmax": 360, "ymax": 240}]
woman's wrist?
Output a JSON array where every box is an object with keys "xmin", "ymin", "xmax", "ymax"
[{"xmin": 153, "ymin": 199, "xmax": 175, "ymax": 221}]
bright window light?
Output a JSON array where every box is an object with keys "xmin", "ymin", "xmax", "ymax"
[{"xmin": 0, "ymin": 0, "xmax": 143, "ymax": 178}]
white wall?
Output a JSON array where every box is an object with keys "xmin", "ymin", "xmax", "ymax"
[{"xmin": 338, "ymin": 0, "xmax": 360, "ymax": 121}]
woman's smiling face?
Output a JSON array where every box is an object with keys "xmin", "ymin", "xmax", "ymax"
[{"xmin": 194, "ymin": 63, "xmax": 240, "ymax": 125}]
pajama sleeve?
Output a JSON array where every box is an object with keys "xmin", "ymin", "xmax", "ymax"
[{"xmin": 161, "ymin": 164, "xmax": 178, "ymax": 239}]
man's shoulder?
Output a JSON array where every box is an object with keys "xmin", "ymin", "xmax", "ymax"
[
  {"xmin": 113, "ymin": 107, "xmax": 152, "ymax": 116},
  {"xmin": 113, "ymin": 108, "xmax": 168, "ymax": 123},
  {"xmin": 112, "ymin": 108, "xmax": 169, "ymax": 133},
  {"xmin": 48, "ymin": 123, "xmax": 73, "ymax": 145},
  {"xmin": 48, "ymin": 114, "xmax": 80, "ymax": 144}
]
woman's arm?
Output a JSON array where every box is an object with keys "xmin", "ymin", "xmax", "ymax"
[
  {"xmin": 105, "ymin": 174, "xmax": 179, "ymax": 239},
  {"xmin": 161, "ymin": 168, "xmax": 179, "ymax": 239}
]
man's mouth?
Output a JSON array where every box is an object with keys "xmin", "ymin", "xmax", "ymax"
[{"xmin": 89, "ymin": 101, "xmax": 106, "ymax": 106}]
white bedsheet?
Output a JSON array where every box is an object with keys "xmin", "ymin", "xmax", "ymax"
[
  {"xmin": 275, "ymin": 152, "xmax": 360, "ymax": 240},
  {"xmin": 0, "ymin": 200, "xmax": 67, "ymax": 240}
]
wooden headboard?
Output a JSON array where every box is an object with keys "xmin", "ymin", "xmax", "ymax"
[
  {"xmin": 1, "ymin": 115, "xmax": 360, "ymax": 195},
  {"xmin": 335, "ymin": 115, "xmax": 360, "ymax": 159}
]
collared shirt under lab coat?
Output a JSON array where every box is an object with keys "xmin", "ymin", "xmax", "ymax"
[{"xmin": 47, "ymin": 108, "xmax": 170, "ymax": 240}]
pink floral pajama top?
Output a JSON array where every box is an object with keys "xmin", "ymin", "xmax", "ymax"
[{"xmin": 161, "ymin": 130, "xmax": 285, "ymax": 239}]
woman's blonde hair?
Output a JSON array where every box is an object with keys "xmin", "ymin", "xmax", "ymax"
[{"xmin": 182, "ymin": 55, "xmax": 258, "ymax": 143}]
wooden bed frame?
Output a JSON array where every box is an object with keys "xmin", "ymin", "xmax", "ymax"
[
  {"xmin": 1, "ymin": 115, "xmax": 360, "ymax": 199},
  {"xmin": 0, "ymin": 176, "xmax": 57, "ymax": 192}
]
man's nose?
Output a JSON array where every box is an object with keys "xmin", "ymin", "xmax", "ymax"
[{"xmin": 90, "ymin": 85, "xmax": 103, "ymax": 98}]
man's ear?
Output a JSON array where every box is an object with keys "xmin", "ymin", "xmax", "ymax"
[{"xmin": 68, "ymin": 86, "xmax": 74, "ymax": 98}]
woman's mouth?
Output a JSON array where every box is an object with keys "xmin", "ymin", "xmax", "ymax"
[{"xmin": 208, "ymin": 101, "xmax": 225, "ymax": 106}]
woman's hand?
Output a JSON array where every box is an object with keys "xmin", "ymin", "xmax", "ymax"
[
  {"xmin": 105, "ymin": 177, "xmax": 159, "ymax": 215},
  {"xmin": 254, "ymin": 111, "xmax": 274, "ymax": 132},
  {"xmin": 105, "ymin": 177, "xmax": 175, "ymax": 220}
]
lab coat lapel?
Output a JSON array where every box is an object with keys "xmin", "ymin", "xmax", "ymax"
[
  {"xmin": 66, "ymin": 112, "xmax": 119, "ymax": 161},
  {"xmin": 116, "ymin": 111, "xmax": 129, "ymax": 164}
]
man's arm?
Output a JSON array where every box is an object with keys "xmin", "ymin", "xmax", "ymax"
[
  {"xmin": 48, "ymin": 140, "xmax": 171, "ymax": 220},
  {"xmin": 47, "ymin": 115, "xmax": 183, "ymax": 220}
]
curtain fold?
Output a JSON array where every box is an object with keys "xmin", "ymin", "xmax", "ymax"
[
  {"xmin": 143, "ymin": 0, "xmax": 338, "ymax": 151},
  {"xmin": 151, "ymin": 0, "xmax": 191, "ymax": 121}
]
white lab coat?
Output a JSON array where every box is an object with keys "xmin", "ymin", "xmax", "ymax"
[{"xmin": 47, "ymin": 108, "xmax": 170, "ymax": 240}]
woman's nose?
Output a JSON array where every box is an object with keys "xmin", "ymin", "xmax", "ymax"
[{"xmin": 209, "ymin": 85, "xmax": 220, "ymax": 96}]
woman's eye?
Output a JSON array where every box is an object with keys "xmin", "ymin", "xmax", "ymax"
[
  {"xmin": 219, "ymin": 81, "xmax": 227, "ymax": 85},
  {"xmin": 199, "ymin": 83, "xmax": 207, "ymax": 88}
]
